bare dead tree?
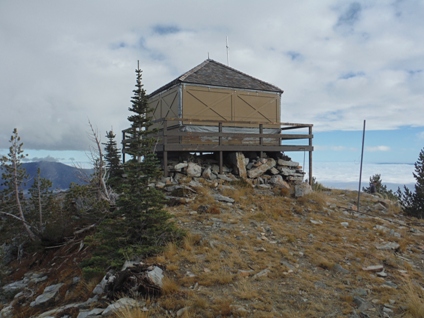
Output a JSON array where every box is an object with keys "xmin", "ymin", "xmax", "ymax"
[{"xmin": 87, "ymin": 120, "xmax": 116, "ymax": 205}]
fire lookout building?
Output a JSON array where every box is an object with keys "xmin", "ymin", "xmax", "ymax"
[{"xmin": 122, "ymin": 59, "xmax": 313, "ymax": 183}]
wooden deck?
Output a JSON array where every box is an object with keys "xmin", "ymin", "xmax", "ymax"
[{"xmin": 122, "ymin": 118, "xmax": 313, "ymax": 184}]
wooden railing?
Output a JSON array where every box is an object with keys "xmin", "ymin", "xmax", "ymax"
[{"xmin": 122, "ymin": 118, "xmax": 313, "ymax": 183}]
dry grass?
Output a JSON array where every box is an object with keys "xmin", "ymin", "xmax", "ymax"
[
  {"xmin": 159, "ymin": 295, "xmax": 188, "ymax": 311},
  {"xmin": 213, "ymin": 297, "xmax": 233, "ymax": 317},
  {"xmin": 188, "ymin": 186, "xmax": 216, "ymax": 208},
  {"xmin": 64, "ymin": 277, "xmax": 100, "ymax": 302},
  {"xmin": 162, "ymin": 242, "xmax": 178, "ymax": 261},
  {"xmin": 233, "ymin": 278, "xmax": 259, "ymax": 300},
  {"xmin": 312, "ymin": 255, "xmax": 335, "ymax": 270},
  {"xmin": 198, "ymin": 268, "xmax": 235, "ymax": 286},
  {"xmin": 113, "ymin": 303, "xmax": 149, "ymax": 318},
  {"xmin": 297, "ymin": 191, "xmax": 329, "ymax": 210},
  {"xmin": 402, "ymin": 279, "xmax": 424, "ymax": 317},
  {"xmin": 161, "ymin": 276, "xmax": 180, "ymax": 295},
  {"xmin": 182, "ymin": 232, "xmax": 202, "ymax": 251},
  {"xmin": 208, "ymin": 205, "xmax": 221, "ymax": 214}
]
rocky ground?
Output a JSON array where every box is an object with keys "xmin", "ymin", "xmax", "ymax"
[{"xmin": 1, "ymin": 178, "xmax": 424, "ymax": 318}]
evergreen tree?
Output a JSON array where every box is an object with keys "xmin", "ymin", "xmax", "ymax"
[
  {"xmin": 102, "ymin": 130, "xmax": 122, "ymax": 188},
  {"xmin": 83, "ymin": 63, "xmax": 183, "ymax": 276},
  {"xmin": 117, "ymin": 62, "xmax": 182, "ymax": 259},
  {"xmin": 363, "ymin": 174, "xmax": 396, "ymax": 199},
  {"xmin": 0, "ymin": 128, "xmax": 37, "ymax": 241},
  {"xmin": 397, "ymin": 148, "xmax": 424, "ymax": 218}
]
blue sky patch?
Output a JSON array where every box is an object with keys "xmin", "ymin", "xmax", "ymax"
[
  {"xmin": 337, "ymin": 2, "xmax": 362, "ymax": 26},
  {"xmin": 316, "ymin": 110, "xmax": 344, "ymax": 122},
  {"xmin": 152, "ymin": 24, "xmax": 180, "ymax": 35},
  {"xmin": 339, "ymin": 71, "xmax": 365, "ymax": 79},
  {"xmin": 286, "ymin": 51, "xmax": 303, "ymax": 61},
  {"xmin": 408, "ymin": 69, "xmax": 422, "ymax": 75},
  {"xmin": 110, "ymin": 41, "xmax": 127, "ymax": 50}
]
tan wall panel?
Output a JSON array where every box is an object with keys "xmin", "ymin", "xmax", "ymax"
[
  {"xmin": 235, "ymin": 93, "xmax": 279, "ymax": 123},
  {"xmin": 148, "ymin": 86, "xmax": 180, "ymax": 129},
  {"xmin": 183, "ymin": 86, "xmax": 232, "ymax": 124},
  {"xmin": 149, "ymin": 98, "xmax": 161, "ymax": 120},
  {"xmin": 182, "ymin": 85, "xmax": 280, "ymax": 127}
]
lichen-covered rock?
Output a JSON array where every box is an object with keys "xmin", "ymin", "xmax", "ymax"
[
  {"xmin": 294, "ymin": 183, "xmax": 312, "ymax": 197},
  {"xmin": 102, "ymin": 297, "xmax": 142, "ymax": 317},
  {"xmin": 186, "ymin": 163, "xmax": 202, "ymax": 177},
  {"xmin": 147, "ymin": 266, "xmax": 164, "ymax": 288},
  {"xmin": 269, "ymin": 175, "xmax": 290, "ymax": 189},
  {"xmin": 0, "ymin": 305, "xmax": 13, "ymax": 318},
  {"xmin": 228, "ymin": 152, "xmax": 247, "ymax": 178},
  {"xmin": 247, "ymin": 158, "xmax": 276, "ymax": 179},
  {"xmin": 30, "ymin": 283, "xmax": 64, "ymax": 307}
]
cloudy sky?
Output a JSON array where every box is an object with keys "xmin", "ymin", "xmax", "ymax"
[{"xmin": 1, "ymin": 1, "xmax": 423, "ymax": 174}]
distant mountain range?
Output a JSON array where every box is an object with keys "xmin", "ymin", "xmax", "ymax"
[{"xmin": 0, "ymin": 161, "xmax": 92, "ymax": 191}]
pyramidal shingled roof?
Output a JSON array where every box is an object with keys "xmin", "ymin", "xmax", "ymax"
[{"xmin": 149, "ymin": 59, "xmax": 283, "ymax": 96}]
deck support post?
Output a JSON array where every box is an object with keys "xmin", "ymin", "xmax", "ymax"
[
  {"xmin": 219, "ymin": 122, "xmax": 223, "ymax": 174},
  {"xmin": 308, "ymin": 126, "xmax": 313, "ymax": 186},
  {"xmin": 163, "ymin": 120, "xmax": 168, "ymax": 177},
  {"xmin": 259, "ymin": 124, "xmax": 263, "ymax": 158}
]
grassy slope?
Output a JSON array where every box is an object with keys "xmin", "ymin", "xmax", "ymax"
[{"xmin": 3, "ymin": 182, "xmax": 424, "ymax": 318}]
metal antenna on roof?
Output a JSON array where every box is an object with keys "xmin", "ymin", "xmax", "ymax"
[{"xmin": 226, "ymin": 36, "xmax": 230, "ymax": 66}]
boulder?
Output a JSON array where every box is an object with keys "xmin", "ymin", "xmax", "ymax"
[
  {"xmin": 174, "ymin": 162, "xmax": 188, "ymax": 171},
  {"xmin": 269, "ymin": 167, "xmax": 279, "ymax": 175},
  {"xmin": 227, "ymin": 152, "xmax": 247, "ymax": 179},
  {"xmin": 202, "ymin": 166, "xmax": 216, "ymax": 180},
  {"xmin": 30, "ymin": 283, "xmax": 64, "ymax": 307},
  {"xmin": 102, "ymin": 297, "xmax": 142, "ymax": 317},
  {"xmin": 76, "ymin": 308, "xmax": 104, "ymax": 318},
  {"xmin": 269, "ymin": 175, "xmax": 290, "ymax": 189},
  {"xmin": 294, "ymin": 183, "xmax": 312, "ymax": 197},
  {"xmin": 92, "ymin": 275, "xmax": 109, "ymax": 295},
  {"xmin": 0, "ymin": 305, "xmax": 13, "ymax": 318},
  {"xmin": 247, "ymin": 158, "xmax": 276, "ymax": 179},
  {"xmin": 277, "ymin": 159, "xmax": 300, "ymax": 167},
  {"xmin": 213, "ymin": 194, "xmax": 235, "ymax": 203},
  {"xmin": 186, "ymin": 163, "xmax": 202, "ymax": 177},
  {"xmin": 2, "ymin": 279, "xmax": 27, "ymax": 295},
  {"xmin": 147, "ymin": 266, "xmax": 164, "ymax": 288}
]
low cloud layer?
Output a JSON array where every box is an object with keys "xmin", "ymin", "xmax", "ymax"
[{"xmin": 1, "ymin": 1, "xmax": 423, "ymax": 152}]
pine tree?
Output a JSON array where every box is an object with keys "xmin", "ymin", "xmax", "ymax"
[
  {"xmin": 362, "ymin": 174, "xmax": 396, "ymax": 199},
  {"xmin": 397, "ymin": 148, "xmax": 424, "ymax": 218},
  {"xmin": 0, "ymin": 128, "xmax": 37, "ymax": 241},
  {"xmin": 102, "ymin": 130, "xmax": 122, "ymax": 189},
  {"xmin": 83, "ymin": 63, "xmax": 183, "ymax": 276},
  {"xmin": 116, "ymin": 62, "xmax": 182, "ymax": 258}
]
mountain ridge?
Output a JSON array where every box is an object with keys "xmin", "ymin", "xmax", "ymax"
[{"xmin": 0, "ymin": 161, "xmax": 91, "ymax": 190}]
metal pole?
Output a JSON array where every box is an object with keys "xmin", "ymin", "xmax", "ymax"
[
  {"xmin": 357, "ymin": 120, "xmax": 366, "ymax": 213},
  {"xmin": 226, "ymin": 36, "xmax": 230, "ymax": 66}
]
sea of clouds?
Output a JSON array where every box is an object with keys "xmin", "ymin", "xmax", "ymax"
[{"xmin": 312, "ymin": 162, "xmax": 415, "ymax": 191}]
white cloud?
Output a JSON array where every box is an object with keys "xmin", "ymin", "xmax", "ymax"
[
  {"xmin": 314, "ymin": 145, "xmax": 357, "ymax": 152},
  {"xmin": 366, "ymin": 146, "xmax": 390, "ymax": 152},
  {"xmin": 25, "ymin": 155, "xmax": 58, "ymax": 162},
  {"xmin": 0, "ymin": 0, "xmax": 423, "ymax": 152}
]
